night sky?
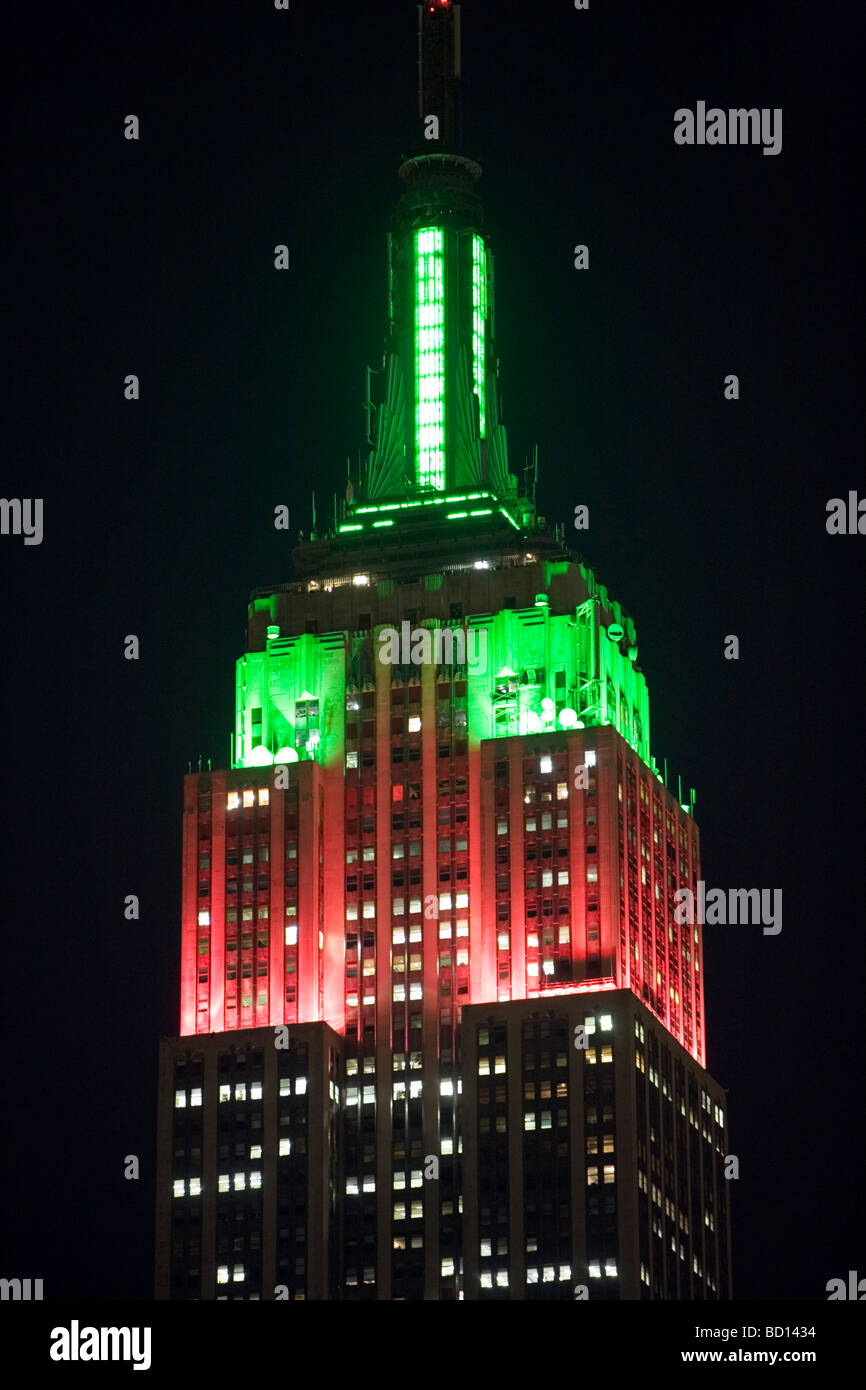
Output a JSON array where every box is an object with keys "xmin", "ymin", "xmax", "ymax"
[{"xmin": 3, "ymin": 0, "xmax": 863, "ymax": 1303}]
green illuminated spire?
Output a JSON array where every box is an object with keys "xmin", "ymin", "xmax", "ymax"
[{"xmin": 358, "ymin": 2, "xmax": 522, "ymax": 515}]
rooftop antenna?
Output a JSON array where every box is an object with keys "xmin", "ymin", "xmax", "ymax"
[
  {"xmin": 417, "ymin": 0, "xmax": 463, "ymax": 152},
  {"xmin": 365, "ymin": 364, "xmax": 384, "ymax": 445},
  {"xmin": 364, "ymin": 365, "xmax": 372, "ymax": 445},
  {"xmin": 523, "ymin": 453, "xmax": 532, "ymax": 498}
]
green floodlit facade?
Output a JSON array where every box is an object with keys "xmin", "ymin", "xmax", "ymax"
[{"xmin": 234, "ymin": 581, "xmax": 652, "ymax": 777}]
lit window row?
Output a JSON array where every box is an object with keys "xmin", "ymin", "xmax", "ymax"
[
  {"xmin": 217, "ymin": 1171, "xmax": 263, "ymax": 1192},
  {"xmin": 520, "ymin": 865, "xmax": 570, "ymax": 886},
  {"xmin": 174, "ymin": 1088, "xmax": 202, "ymax": 1108},
  {"xmin": 278, "ymin": 1077, "xmax": 306, "ymax": 1095},
  {"xmin": 392, "ymin": 1080, "xmax": 423, "ymax": 1099},
  {"xmin": 585, "ymin": 1135, "xmax": 615, "ymax": 1154},
  {"xmin": 480, "ymin": 1239, "xmax": 507, "ymax": 1256},
  {"xmin": 524, "ymin": 1111, "xmax": 560, "ymax": 1130},
  {"xmin": 589, "ymin": 1011, "xmax": 617, "ymax": 1034},
  {"xmin": 392, "ymin": 1052, "xmax": 422, "ymax": 1070},
  {"xmin": 173, "ymin": 1178, "xmax": 202, "ymax": 1197},
  {"xmin": 477, "ymin": 1056, "xmax": 507, "ymax": 1075},
  {"xmin": 345, "ymin": 1176, "xmax": 377, "ymax": 1195},
  {"xmin": 345, "ymin": 1059, "xmax": 376, "ymax": 1075},
  {"xmin": 586, "ymin": 1165, "xmax": 616, "ymax": 1184},
  {"xmin": 218, "ymin": 1083, "xmax": 264, "ymax": 1102},
  {"xmin": 345, "ymin": 903, "xmax": 377, "ymax": 920},
  {"xmin": 439, "ymin": 892, "xmax": 469, "ymax": 910},
  {"xmin": 392, "ymin": 1170, "xmax": 424, "ymax": 1189},
  {"xmin": 525, "ymin": 1266, "xmax": 572, "ymax": 1283},
  {"xmin": 392, "ymin": 984, "xmax": 423, "ymax": 1001},
  {"xmin": 393, "ymin": 1202, "xmax": 424, "ymax": 1220},
  {"xmin": 226, "ymin": 789, "xmax": 269, "ymax": 810}
]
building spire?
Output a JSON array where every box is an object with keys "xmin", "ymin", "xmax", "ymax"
[
  {"xmin": 336, "ymin": 1, "xmax": 535, "ymax": 542},
  {"xmin": 417, "ymin": 0, "xmax": 462, "ymax": 153}
]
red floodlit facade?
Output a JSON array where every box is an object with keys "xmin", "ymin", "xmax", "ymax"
[{"xmin": 180, "ymin": 721, "xmax": 705, "ymax": 1067}]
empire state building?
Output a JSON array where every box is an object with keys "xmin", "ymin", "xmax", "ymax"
[{"xmin": 156, "ymin": 1, "xmax": 732, "ymax": 1301}]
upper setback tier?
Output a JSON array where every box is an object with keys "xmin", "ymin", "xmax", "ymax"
[{"xmin": 235, "ymin": 527, "xmax": 656, "ymax": 779}]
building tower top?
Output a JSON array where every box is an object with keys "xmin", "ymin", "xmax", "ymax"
[{"xmin": 326, "ymin": 1, "xmax": 534, "ymax": 548}]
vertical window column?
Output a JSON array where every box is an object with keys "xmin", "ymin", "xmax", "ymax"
[{"xmin": 415, "ymin": 227, "xmax": 445, "ymax": 490}]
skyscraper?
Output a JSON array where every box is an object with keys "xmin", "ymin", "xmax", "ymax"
[{"xmin": 156, "ymin": 0, "xmax": 731, "ymax": 1301}]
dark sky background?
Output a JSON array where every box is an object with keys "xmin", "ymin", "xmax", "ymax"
[{"xmin": 3, "ymin": 0, "xmax": 863, "ymax": 1301}]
